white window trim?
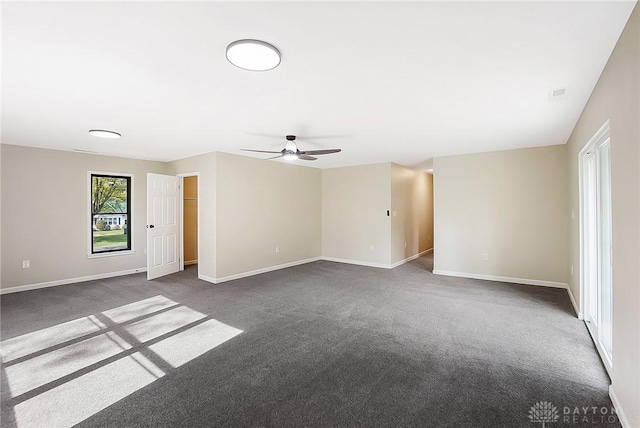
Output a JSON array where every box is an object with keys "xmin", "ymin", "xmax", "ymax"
[{"xmin": 87, "ymin": 171, "xmax": 135, "ymax": 259}]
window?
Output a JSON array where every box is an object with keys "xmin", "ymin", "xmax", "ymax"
[{"xmin": 90, "ymin": 174, "xmax": 132, "ymax": 254}]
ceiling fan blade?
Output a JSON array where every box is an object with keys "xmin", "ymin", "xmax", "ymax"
[
  {"xmin": 246, "ymin": 132, "xmax": 283, "ymax": 139},
  {"xmin": 241, "ymin": 149, "xmax": 283, "ymax": 154},
  {"xmin": 264, "ymin": 155, "xmax": 285, "ymax": 160},
  {"xmin": 298, "ymin": 154, "xmax": 318, "ymax": 161},
  {"xmin": 299, "ymin": 149, "xmax": 341, "ymax": 155},
  {"xmin": 298, "ymin": 134, "xmax": 350, "ymax": 140}
]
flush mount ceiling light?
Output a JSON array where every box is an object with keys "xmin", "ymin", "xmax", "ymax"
[
  {"xmin": 226, "ymin": 39, "xmax": 281, "ymax": 71},
  {"xmin": 89, "ymin": 129, "xmax": 121, "ymax": 139}
]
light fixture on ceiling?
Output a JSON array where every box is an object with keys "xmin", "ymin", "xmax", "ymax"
[
  {"xmin": 89, "ymin": 129, "xmax": 121, "ymax": 139},
  {"xmin": 283, "ymin": 153, "xmax": 298, "ymax": 161},
  {"xmin": 226, "ymin": 39, "xmax": 281, "ymax": 71}
]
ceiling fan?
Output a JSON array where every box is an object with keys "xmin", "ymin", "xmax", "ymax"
[{"xmin": 241, "ymin": 135, "xmax": 341, "ymax": 161}]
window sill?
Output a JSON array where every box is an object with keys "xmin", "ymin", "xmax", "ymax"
[{"xmin": 88, "ymin": 250, "xmax": 136, "ymax": 259}]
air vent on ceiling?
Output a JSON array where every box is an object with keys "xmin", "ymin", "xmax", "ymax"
[{"xmin": 549, "ymin": 87, "xmax": 567, "ymax": 102}]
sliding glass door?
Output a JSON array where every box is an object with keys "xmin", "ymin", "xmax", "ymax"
[{"xmin": 580, "ymin": 121, "xmax": 613, "ymax": 370}]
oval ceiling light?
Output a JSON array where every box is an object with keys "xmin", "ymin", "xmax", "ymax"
[
  {"xmin": 89, "ymin": 129, "xmax": 121, "ymax": 139},
  {"xmin": 226, "ymin": 39, "xmax": 281, "ymax": 71}
]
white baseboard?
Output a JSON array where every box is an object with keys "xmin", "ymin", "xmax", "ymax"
[
  {"xmin": 566, "ymin": 286, "xmax": 582, "ymax": 319},
  {"xmin": 609, "ymin": 385, "xmax": 631, "ymax": 428},
  {"xmin": 184, "ymin": 260, "xmax": 198, "ymax": 266},
  {"xmin": 389, "ymin": 250, "xmax": 431, "ymax": 268},
  {"xmin": 202, "ymin": 252, "xmax": 432, "ymax": 284},
  {"xmin": 432, "ymin": 270, "xmax": 568, "ymax": 289},
  {"xmin": 426, "ymin": 247, "xmax": 433, "ymax": 253},
  {"xmin": 212, "ymin": 257, "xmax": 321, "ymax": 284},
  {"xmin": 0, "ymin": 250, "xmax": 425, "ymax": 294},
  {"xmin": 0, "ymin": 268, "xmax": 147, "ymax": 295},
  {"xmin": 198, "ymin": 274, "xmax": 216, "ymax": 284},
  {"xmin": 322, "ymin": 250, "xmax": 430, "ymax": 270},
  {"xmin": 321, "ymin": 256, "xmax": 390, "ymax": 269}
]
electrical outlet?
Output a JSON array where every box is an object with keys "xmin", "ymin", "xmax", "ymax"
[
  {"xmin": 275, "ymin": 246, "xmax": 280, "ymax": 254},
  {"xmin": 482, "ymin": 253, "xmax": 489, "ymax": 261},
  {"xmin": 404, "ymin": 242, "xmax": 407, "ymax": 248},
  {"xmin": 369, "ymin": 244, "xmax": 374, "ymax": 251},
  {"xmin": 22, "ymin": 260, "xmax": 30, "ymax": 269}
]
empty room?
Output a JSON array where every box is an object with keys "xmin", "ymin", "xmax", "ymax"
[{"xmin": 1, "ymin": 1, "xmax": 639, "ymax": 427}]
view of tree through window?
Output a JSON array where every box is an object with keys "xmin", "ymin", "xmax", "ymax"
[{"xmin": 91, "ymin": 174, "xmax": 131, "ymax": 253}]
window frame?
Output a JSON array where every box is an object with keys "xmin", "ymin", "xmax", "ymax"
[{"xmin": 87, "ymin": 171, "xmax": 135, "ymax": 258}]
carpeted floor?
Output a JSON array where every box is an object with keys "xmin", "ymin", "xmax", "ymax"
[{"xmin": 1, "ymin": 254, "xmax": 617, "ymax": 427}]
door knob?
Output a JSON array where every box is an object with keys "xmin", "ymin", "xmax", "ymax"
[{"xmin": 147, "ymin": 225, "xmax": 155, "ymax": 228}]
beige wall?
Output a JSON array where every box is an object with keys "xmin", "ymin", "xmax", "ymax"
[
  {"xmin": 433, "ymin": 145, "xmax": 569, "ymax": 284},
  {"xmin": 322, "ymin": 163, "xmax": 391, "ymax": 266},
  {"xmin": 390, "ymin": 164, "xmax": 432, "ymax": 265},
  {"xmin": 215, "ymin": 152, "xmax": 322, "ymax": 279},
  {"xmin": 167, "ymin": 152, "xmax": 217, "ymax": 281},
  {"xmin": 566, "ymin": 4, "xmax": 639, "ymax": 423},
  {"xmin": 1, "ymin": 144, "xmax": 168, "ymax": 289}
]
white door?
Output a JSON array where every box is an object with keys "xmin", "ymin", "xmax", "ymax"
[{"xmin": 147, "ymin": 173, "xmax": 180, "ymax": 280}]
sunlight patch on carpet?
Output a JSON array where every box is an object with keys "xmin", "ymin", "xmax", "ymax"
[{"xmin": 1, "ymin": 295, "xmax": 243, "ymax": 428}]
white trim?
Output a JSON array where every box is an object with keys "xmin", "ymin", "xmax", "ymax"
[
  {"xmin": 179, "ymin": 176, "xmax": 184, "ymax": 271},
  {"xmin": 198, "ymin": 274, "xmax": 216, "ymax": 284},
  {"xmin": 87, "ymin": 250, "xmax": 136, "ymax": 259},
  {"xmin": 0, "ymin": 268, "xmax": 147, "ymax": 295},
  {"xmin": 389, "ymin": 250, "xmax": 431, "ymax": 268},
  {"xmin": 567, "ymin": 285, "xmax": 582, "ymax": 319},
  {"xmin": 425, "ymin": 247, "xmax": 433, "ymax": 253},
  {"xmin": 200, "ymin": 252, "xmax": 432, "ymax": 284},
  {"xmin": 177, "ymin": 172, "xmax": 200, "ymax": 278},
  {"xmin": 211, "ymin": 257, "xmax": 322, "ymax": 284},
  {"xmin": 184, "ymin": 260, "xmax": 198, "ymax": 266},
  {"xmin": 609, "ymin": 385, "xmax": 630, "ymax": 428},
  {"xmin": 578, "ymin": 119, "xmax": 614, "ymax": 372},
  {"xmin": 432, "ymin": 270, "xmax": 568, "ymax": 289},
  {"xmin": 585, "ymin": 319, "xmax": 613, "ymax": 377},
  {"xmin": 320, "ymin": 256, "xmax": 390, "ymax": 269}
]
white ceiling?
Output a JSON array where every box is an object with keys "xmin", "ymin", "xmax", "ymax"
[{"xmin": 1, "ymin": 1, "xmax": 635, "ymax": 169}]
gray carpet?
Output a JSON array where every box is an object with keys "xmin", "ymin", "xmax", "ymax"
[{"xmin": 1, "ymin": 254, "xmax": 618, "ymax": 427}]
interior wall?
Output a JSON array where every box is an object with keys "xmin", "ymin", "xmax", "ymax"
[
  {"xmin": 390, "ymin": 163, "xmax": 431, "ymax": 265},
  {"xmin": 566, "ymin": 4, "xmax": 639, "ymax": 423},
  {"xmin": 433, "ymin": 145, "xmax": 569, "ymax": 284},
  {"xmin": 215, "ymin": 152, "xmax": 322, "ymax": 279},
  {"xmin": 183, "ymin": 176, "xmax": 198, "ymax": 265},
  {"xmin": 322, "ymin": 163, "xmax": 391, "ymax": 266},
  {"xmin": 167, "ymin": 152, "xmax": 217, "ymax": 281},
  {"xmin": 0, "ymin": 144, "xmax": 168, "ymax": 290}
]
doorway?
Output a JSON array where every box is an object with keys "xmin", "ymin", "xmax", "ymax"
[
  {"xmin": 180, "ymin": 174, "xmax": 199, "ymax": 273},
  {"xmin": 579, "ymin": 120, "xmax": 613, "ymax": 374}
]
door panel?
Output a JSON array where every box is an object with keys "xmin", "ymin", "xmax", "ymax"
[{"xmin": 147, "ymin": 173, "xmax": 180, "ymax": 280}]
